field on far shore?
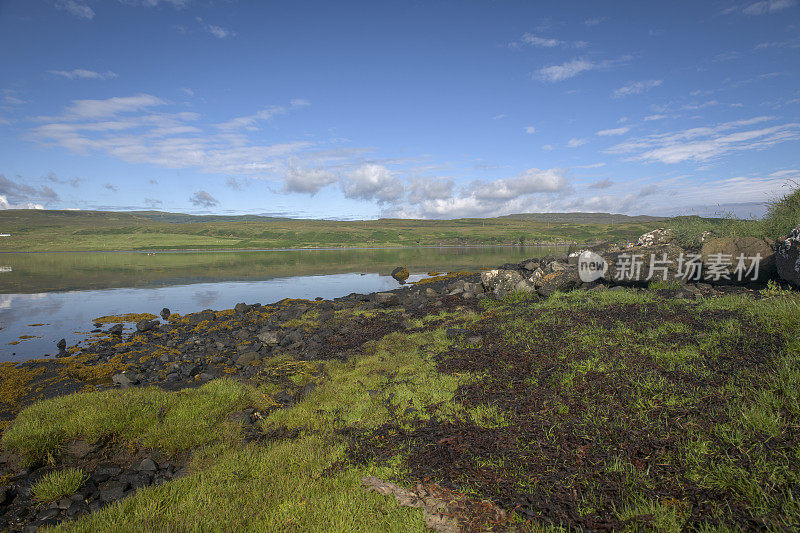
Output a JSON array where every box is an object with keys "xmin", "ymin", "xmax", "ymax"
[{"xmin": 0, "ymin": 209, "xmax": 669, "ymax": 252}]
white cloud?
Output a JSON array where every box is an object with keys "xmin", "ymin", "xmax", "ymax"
[
  {"xmin": 517, "ymin": 33, "xmax": 562, "ymax": 47},
  {"xmin": 644, "ymin": 114, "xmax": 668, "ymax": 121},
  {"xmin": 567, "ymin": 138, "xmax": 587, "ymax": 147},
  {"xmin": 47, "ymin": 69, "xmax": 118, "ymax": 80},
  {"xmin": 342, "ymin": 164, "xmax": 403, "ymax": 203},
  {"xmin": 605, "ymin": 116, "xmax": 800, "ymax": 164},
  {"xmin": 189, "ymin": 190, "xmax": 218, "ymax": 207},
  {"xmin": 470, "ymin": 168, "xmax": 569, "ymax": 200},
  {"xmin": 541, "ymin": 144, "xmax": 555, "ymax": 151},
  {"xmin": 537, "ymin": 58, "xmax": 595, "ymax": 82},
  {"xmin": 53, "ymin": 94, "xmax": 166, "ymax": 120},
  {"xmin": 0, "ymin": 174, "xmax": 60, "ymax": 207},
  {"xmin": 282, "ymin": 165, "xmax": 337, "ymax": 195},
  {"xmin": 596, "ymin": 127, "xmax": 630, "ymax": 136},
  {"xmin": 56, "ymin": 0, "xmax": 94, "ymax": 19},
  {"xmin": 492, "ymin": 113, "xmax": 507, "ymax": 120},
  {"xmin": 584, "ymin": 17, "xmax": 605, "ymax": 26},
  {"xmin": 524, "ymin": 126, "xmax": 536, "ymax": 134},
  {"xmin": 3, "ymin": 96, "xmax": 26, "ymax": 105},
  {"xmin": 588, "ymin": 178, "xmax": 614, "ymax": 189},
  {"xmin": 742, "ymin": 0, "xmax": 796, "ymax": 14},
  {"xmin": 613, "ymin": 79, "xmax": 662, "ymax": 98},
  {"xmin": 405, "ymin": 177, "xmax": 454, "ymax": 205},
  {"xmin": 0, "ymin": 195, "xmax": 44, "ymax": 210},
  {"xmin": 196, "ymin": 17, "xmax": 236, "ymax": 38},
  {"xmin": 181, "ymin": 88, "xmax": 195, "ymax": 97}
]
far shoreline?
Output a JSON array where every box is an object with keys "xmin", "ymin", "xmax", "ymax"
[{"xmin": 0, "ymin": 242, "xmax": 584, "ymax": 254}]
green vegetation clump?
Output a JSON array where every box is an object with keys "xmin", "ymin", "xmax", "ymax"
[
  {"xmin": 32, "ymin": 468, "xmax": 86, "ymax": 502},
  {"xmin": 763, "ymin": 181, "xmax": 800, "ymax": 240}
]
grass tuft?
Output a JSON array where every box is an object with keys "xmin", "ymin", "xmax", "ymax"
[{"xmin": 32, "ymin": 467, "xmax": 86, "ymax": 502}]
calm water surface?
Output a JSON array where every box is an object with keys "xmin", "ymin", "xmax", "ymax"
[{"xmin": 0, "ymin": 246, "xmax": 564, "ymax": 361}]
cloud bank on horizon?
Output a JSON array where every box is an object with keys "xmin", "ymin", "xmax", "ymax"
[{"xmin": 0, "ymin": 0, "xmax": 799, "ymax": 219}]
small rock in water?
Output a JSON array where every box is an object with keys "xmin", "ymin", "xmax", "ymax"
[
  {"xmin": 160, "ymin": 308, "xmax": 171, "ymax": 320},
  {"xmin": 56, "ymin": 338, "xmax": 67, "ymax": 351},
  {"xmin": 391, "ymin": 266, "xmax": 409, "ymax": 283}
]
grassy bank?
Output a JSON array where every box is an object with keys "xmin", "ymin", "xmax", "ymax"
[
  {"xmin": 2, "ymin": 287, "xmax": 799, "ymax": 530},
  {"xmin": 0, "ymin": 210, "xmax": 665, "ymax": 252}
]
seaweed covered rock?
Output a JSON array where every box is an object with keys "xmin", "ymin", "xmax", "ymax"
[{"xmin": 391, "ymin": 267, "xmax": 409, "ymax": 283}]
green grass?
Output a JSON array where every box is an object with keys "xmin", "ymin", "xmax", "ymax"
[
  {"xmin": 0, "ymin": 209, "xmax": 665, "ymax": 252},
  {"xmin": 32, "ymin": 467, "xmax": 87, "ymax": 502},
  {"xmin": 3, "ymin": 290, "xmax": 800, "ymax": 530}
]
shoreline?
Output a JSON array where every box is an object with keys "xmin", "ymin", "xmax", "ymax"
[{"xmin": 0, "ymin": 242, "xmax": 584, "ymax": 254}]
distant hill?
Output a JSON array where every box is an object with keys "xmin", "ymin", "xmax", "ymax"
[{"xmin": 498, "ymin": 212, "xmax": 667, "ymax": 224}]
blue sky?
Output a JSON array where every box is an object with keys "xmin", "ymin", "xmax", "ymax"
[{"xmin": 0, "ymin": 0, "xmax": 798, "ymax": 219}]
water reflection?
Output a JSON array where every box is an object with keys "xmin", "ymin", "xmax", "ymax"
[{"xmin": 0, "ymin": 246, "xmax": 564, "ymax": 362}]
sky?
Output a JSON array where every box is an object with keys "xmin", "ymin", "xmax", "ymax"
[{"xmin": 0, "ymin": 0, "xmax": 798, "ymax": 220}]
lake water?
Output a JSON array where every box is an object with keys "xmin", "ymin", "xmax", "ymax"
[{"xmin": 0, "ymin": 246, "xmax": 564, "ymax": 362}]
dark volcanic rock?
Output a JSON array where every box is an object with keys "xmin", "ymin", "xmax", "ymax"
[
  {"xmin": 160, "ymin": 308, "xmax": 171, "ymax": 320},
  {"xmin": 107, "ymin": 324, "xmax": 124, "ymax": 335}
]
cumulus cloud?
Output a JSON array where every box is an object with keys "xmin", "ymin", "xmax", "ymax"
[
  {"xmin": 524, "ymin": 126, "xmax": 536, "ymax": 134},
  {"xmin": 405, "ymin": 177, "xmax": 454, "ymax": 205},
  {"xmin": 0, "ymin": 174, "xmax": 60, "ymax": 208},
  {"xmin": 282, "ymin": 165, "xmax": 337, "ymax": 195},
  {"xmin": 596, "ymin": 127, "xmax": 630, "ymax": 136},
  {"xmin": 470, "ymin": 168, "xmax": 569, "ymax": 201},
  {"xmin": 342, "ymin": 164, "xmax": 404, "ymax": 203},
  {"xmin": 47, "ymin": 69, "xmax": 118, "ymax": 80},
  {"xmin": 605, "ymin": 116, "xmax": 800, "ymax": 164},
  {"xmin": 189, "ymin": 190, "xmax": 218, "ymax": 207},
  {"xmin": 613, "ymin": 79, "xmax": 662, "ymax": 98}
]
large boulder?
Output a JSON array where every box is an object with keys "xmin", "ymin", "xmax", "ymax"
[
  {"xmin": 700, "ymin": 236, "xmax": 776, "ymax": 283},
  {"xmin": 602, "ymin": 244, "xmax": 687, "ymax": 285},
  {"xmin": 535, "ymin": 270, "xmax": 580, "ymax": 297},
  {"xmin": 481, "ymin": 269, "xmax": 525, "ymax": 296},
  {"xmin": 775, "ymin": 225, "xmax": 800, "ymax": 287}
]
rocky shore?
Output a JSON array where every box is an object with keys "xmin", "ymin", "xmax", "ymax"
[{"xmin": 1, "ymin": 225, "xmax": 799, "ymax": 531}]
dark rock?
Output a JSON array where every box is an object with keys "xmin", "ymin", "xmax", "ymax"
[
  {"xmin": 391, "ymin": 267, "xmax": 409, "ymax": 283},
  {"xmin": 137, "ymin": 458, "xmax": 158, "ymax": 472},
  {"xmin": 37, "ymin": 508, "xmax": 59, "ymax": 521},
  {"xmin": 57, "ymin": 497, "xmax": 72, "ymax": 509},
  {"xmin": 374, "ymin": 292, "xmax": 399, "ymax": 306},
  {"xmin": 136, "ymin": 319, "xmax": 158, "ymax": 332},
  {"xmin": 99, "ymin": 480, "xmax": 129, "ymax": 503},
  {"xmin": 536, "ymin": 270, "xmax": 580, "ymax": 297},
  {"xmin": 160, "ymin": 308, "xmax": 171, "ymax": 320},
  {"xmin": 107, "ymin": 324, "xmax": 124, "ymax": 335},
  {"xmin": 234, "ymin": 302, "xmax": 250, "ymax": 313},
  {"xmin": 236, "ymin": 351, "xmax": 260, "ymax": 366},
  {"xmin": 112, "ymin": 373, "xmax": 137, "ymax": 388},
  {"xmin": 775, "ymin": 225, "xmax": 800, "ymax": 287},
  {"xmin": 56, "ymin": 338, "xmax": 66, "ymax": 351},
  {"xmin": 446, "ymin": 328, "xmax": 469, "ymax": 339}
]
